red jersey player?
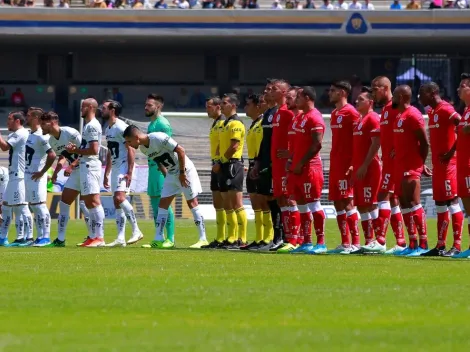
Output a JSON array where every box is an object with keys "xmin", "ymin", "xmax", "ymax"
[
  {"xmin": 453, "ymin": 73, "xmax": 470, "ymax": 258},
  {"xmin": 287, "ymin": 86, "xmax": 327, "ymax": 254},
  {"xmin": 327, "ymin": 81, "xmax": 361, "ymax": 254},
  {"xmin": 351, "ymin": 87, "xmax": 383, "ymax": 253},
  {"xmin": 271, "ymin": 79, "xmax": 301, "ymax": 253},
  {"xmin": 392, "ymin": 85, "xmax": 432, "ymax": 257},
  {"xmin": 371, "ymin": 76, "xmax": 406, "ymax": 254},
  {"xmin": 418, "ymin": 82, "xmax": 463, "ymax": 257}
]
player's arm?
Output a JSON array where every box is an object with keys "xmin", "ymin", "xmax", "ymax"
[
  {"xmin": 126, "ymin": 143, "xmax": 135, "ymax": 183},
  {"xmin": 224, "ymin": 123, "xmax": 243, "ymax": 159},
  {"xmin": 356, "ymin": 135, "xmax": 380, "ymax": 180},
  {"xmin": 32, "ymin": 148, "xmax": 56, "ymax": 181},
  {"xmin": 72, "ymin": 140, "xmax": 100, "ymax": 156},
  {"xmin": 0, "ymin": 134, "xmax": 13, "ymax": 151},
  {"xmin": 292, "ymin": 130, "xmax": 323, "ymax": 174},
  {"xmin": 414, "ymin": 126, "xmax": 430, "ymax": 164},
  {"xmin": 52, "ymin": 155, "xmax": 66, "ymax": 182}
]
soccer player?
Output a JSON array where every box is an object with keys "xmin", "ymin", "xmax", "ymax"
[
  {"xmin": 202, "ymin": 96, "xmax": 227, "ymax": 248},
  {"xmin": 218, "ymin": 93, "xmax": 247, "ymax": 250},
  {"xmin": 350, "ymin": 87, "xmax": 383, "ymax": 253},
  {"xmin": 251, "ymin": 80, "xmax": 282, "ymax": 251},
  {"xmin": 40, "ymin": 111, "xmax": 91, "ymax": 247},
  {"xmin": 327, "ymin": 81, "xmax": 361, "ymax": 254},
  {"xmin": 453, "ymin": 73, "xmax": 470, "ymax": 258},
  {"xmin": 271, "ymin": 79, "xmax": 301, "ymax": 253},
  {"xmin": 370, "ymin": 76, "xmax": 406, "ymax": 254},
  {"xmin": 102, "ymin": 100, "xmax": 143, "ymax": 247},
  {"xmin": 392, "ymin": 85, "xmax": 431, "ymax": 256},
  {"xmin": 66, "ymin": 98, "xmax": 106, "ymax": 247},
  {"xmin": 418, "ymin": 83, "xmax": 463, "ymax": 257},
  {"xmin": 144, "ymin": 94, "xmax": 175, "ymax": 245},
  {"xmin": 123, "ymin": 125, "xmax": 207, "ymax": 248},
  {"xmin": 24, "ymin": 107, "xmax": 56, "ymax": 246},
  {"xmin": 0, "ymin": 166, "xmax": 8, "ymax": 225},
  {"xmin": 287, "ymin": 86, "xmax": 327, "ymax": 254},
  {"xmin": 0, "ymin": 111, "xmax": 32, "ymax": 247}
]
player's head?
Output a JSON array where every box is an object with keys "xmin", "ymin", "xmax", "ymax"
[
  {"xmin": 355, "ymin": 86, "xmax": 374, "ymax": 115},
  {"xmin": 102, "ymin": 99, "xmax": 122, "ymax": 120},
  {"xmin": 458, "ymin": 73, "xmax": 470, "ymax": 103},
  {"xmin": 286, "ymin": 86, "xmax": 299, "ymax": 111},
  {"xmin": 258, "ymin": 93, "xmax": 267, "ymax": 113},
  {"xmin": 391, "ymin": 85, "xmax": 412, "ymax": 109},
  {"xmin": 81, "ymin": 98, "xmax": 98, "ymax": 119},
  {"xmin": 205, "ymin": 96, "xmax": 222, "ymax": 119},
  {"xmin": 263, "ymin": 78, "xmax": 275, "ymax": 104},
  {"xmin": 123, "ymin": 124, "xmax": 144, "ymax": 149},
  {"xmin": 244, "ymin": 94, "xmax": 261, "ymax": 119},
  {"xmin": 26, "ymin": 107, "xmax": 44, "ymax": 128},
  {"xmin": 271, "ymin": 79, "xmax": 290, "ymax": 103},
  {"xmin": 371, "ymin": 76, "xmax": 392, "ymax": 105},
  {"xmin": 418, "ymin": 82, "xmax": 440, "ymax": 108},
  {"xmin": 297, "ymin": 86, "xmax": 316, "ymax": 111},
  {"xmin": 40, "ymin": 111, "xmax": 59, "ymax": 135},
  {"xmin": 221, "ymin": 93, "xmax": 239, "ymax": 117},
  {"xmin": 7, "ymin": 111, "xmax": 25, "ymax": 132},
  {"xmin": 329, "ymin": 80, "xmax": 351, "ymax": 104},
  {"xmin": 145, "ymin": 94, "xmax": 164, "ymax": 117}
]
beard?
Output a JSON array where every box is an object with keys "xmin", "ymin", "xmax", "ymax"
[{"xmin": 145, "ymin": 110, "xmax": 154, "ymax": 117}]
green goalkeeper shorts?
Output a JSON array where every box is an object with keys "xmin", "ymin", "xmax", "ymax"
[{"xmin": 147, "ymin": 164, "xmax": 165, "ymax": 197}]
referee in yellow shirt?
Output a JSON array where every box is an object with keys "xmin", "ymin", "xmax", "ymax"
[
  {"xmin": 218, "ymin": 93, "xmax": 247, "ymax": 250},
  {"xmin": 202, "ymin": 97, "xmax": 227, "ymax": 249}
]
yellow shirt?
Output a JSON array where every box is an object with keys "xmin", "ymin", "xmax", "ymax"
[
  {"xmin": 246, "ymin": 116, "xmax": 263, "ymax": 160},
  {"xmin": 219, "ymin": 114, "xmax": 245, "ymax": 163},
  {"xmin": 209, "ymin": 115, "xmax": 225, "ymax": 162}
]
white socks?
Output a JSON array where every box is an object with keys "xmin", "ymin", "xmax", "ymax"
[
  {"xmin": 13, "ymin": 205, "xmax": 26, "ymax": 240},
  {"xmin": 80, "ymin": 200, "xmax": 93, "ymax": 238},
  {"xmin": 191, "ymin": 206, "xmax": 206, "ymax": 242},
  {"xmin": 31, "ymin": 204, "xmax": 51, "ymax": 240},
  {"xmin": 115, "ymin": 209, "xmax": 126, "ymax": 241},
  {"xmin": 0, "ymin": 205, "xmax": 12, "ymax": 239},
  {"xmin": 89, "ymin": 205, "xmax": 105, "ymax": 239},
  {"xmin": 154, "ymin": 208, "xmax": 169, "ymax": 241},
  {"xmin": 58, "ymin": 201, "xmax": 70, "ymax": 241},
  {"xmin": 119, "ymin": 199, "xmax": 140, "ymax": 234}
]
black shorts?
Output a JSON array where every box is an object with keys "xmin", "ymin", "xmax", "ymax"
[
  {"xmin": 246, "ymin": 163, "xmax": 258, "ymax": 194},
  {"xmin": 219, "ymin": 160, "xmax": 244, "ymax": 192},
  {"xmin": 257, "ymin": 167, "xmax": 273, "ymax": 196},
  {"xmin": 210, "ymin": 170, "xmax": 221, "ymax": 192}
]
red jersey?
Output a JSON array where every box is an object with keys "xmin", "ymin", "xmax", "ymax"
[
  {"xmin": 330, "ymin": 104, "xmax": 360, "ymax": 165},
  {"xmin": 428, "ymin": 101, "xmax": 460, "ymax": 166},
  {"xmin": 291, "ymin": 108, "xmax": 325, "ymax": 168},
  {"xmin": 457, "ymin": 106, "xmax": 470, "ymax": 169},
  {"xmin": 271, "ymin": 104, "xmax": 295, "ymax": 161},
  {"xmin": 352, "ymin": 111, "xmax": 381, "ymax": 169},
  {"xmin": 393, "ymin": 106, "xmax": 426, "ymax": 172},
  {"xmin": 288, "ymin": 112, "xmax": 302, "ymax": 153},
  {"xmin": 380, "ymin": 101, "xmax": 400, "ymax": 166}
]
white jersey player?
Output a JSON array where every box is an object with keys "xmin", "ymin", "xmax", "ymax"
[
  {"xmin": 123, "ymin": 125, "xmax": 207, "ymax": 249},
  {"xmin": 102, "ymin": 100, "xmax": 143, "ymax": 247},
  {"xmin": 24, "ymin": 108, "xmax": 56, "ymax": 247},
  {"xmin": 40, "ymin": 112, "xmax": 94, "ymax": 247},
  {"xmin": 66, "ymin": 98, "xmax": 106, "ymax": 247},
  {"xmin": 0, "ymin": 111, "xmax": 34, "ymax": 247},
  {"xmin": 0, "ymin": 166, "xmax": 9, "ymax": 224}
]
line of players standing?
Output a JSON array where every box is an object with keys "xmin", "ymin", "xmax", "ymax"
[{"xmin": 205, "ymin": 73, "xmax": 470, "ymax": 258}]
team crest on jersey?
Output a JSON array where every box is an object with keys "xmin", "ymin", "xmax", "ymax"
[
  {"xmin": 465, "ymin": 112, "xmax": 470, "ymax": 120},
  {"xmin": 384, "ymin": 111, "xmax": 388, "ymax": 119},
  {"xmin": 268, "ymin": 114, "xmax": 273, "ymax": 122},
  {"xmin": 357, "ymin": 122, "xmax": 363, "ymax": 130},
  {"xmin": 337, "ymin": 116, "xmax": 343, "ymax": 124},
  {"xmin": 433, "ymin": 114, "xmax": 439, "ymax": 123},
  {"xmin": 276, "ymin": 114, "xmax": 280, "ymax": 123},
  {"xmin": 397, "ymin": 119, "xmax": 403, "ymax": 127},
  {"xmin": 300, "ymin": 119, "xmax": 307, "ymax": 127}
]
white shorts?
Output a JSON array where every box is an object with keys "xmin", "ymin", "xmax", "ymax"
[
  {"xmin": 161, "ymin": 167, "xmax": 202, "ymax": 201},
  {"xmin": 25, "ymin": 173, "xmax": 48, "ymax": 203},
  {"xmin": 80, "ymin": 161, "xmax": 102, "ymax": 196},
  {"xmin": 111, "ymin": 164, "xmax": 130, "ymax": 194},
  {"xmin": 4, "ymin": 178, "xmax": 26, "ymax": 205},
  {"xmin": 64, "ymin": 168, "xmax": 81, "ymax": 192}
]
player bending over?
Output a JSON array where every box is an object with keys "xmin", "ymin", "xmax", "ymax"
[{"xmin": 123, "ymin": 125, "xmax": 207, "ymax": 249}]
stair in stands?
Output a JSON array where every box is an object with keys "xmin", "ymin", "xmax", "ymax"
[{"xmin": 70, "ymin": 0, "xmax": 87, "ymax": 7}]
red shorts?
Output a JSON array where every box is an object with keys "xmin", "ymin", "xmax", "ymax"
[
  {"xmin": 457, "ymin": 165, "xmax": 470, "ymax": 198},
  {"xmin": 328, "ymin": 163, "xmax": 353, "ymax": 201},
  {"xmin": 287, "ymin": 166, "xmax": 323, "ymax": 202},
  {"xmin": 394, "ymin": 167, "xmax": 423, "ymax": 197},
  {"xmin": 353, "ymin": 163, "xmax": 381, "ymax": 207},
  {"xmin": 272, "ymin": 161, "xmax": 287, "ymax": 198},
  {"xmin": 432, "ymin": 162, "xmax": 457, "ymax": 201},
  {"xmin": 380, "ymin": 160, "xmax": 395, "ymax": 194}
]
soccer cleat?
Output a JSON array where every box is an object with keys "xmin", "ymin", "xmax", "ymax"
[
  {"xmin": 18, "ymin": 238, "xmax": 35, "ymax": 247},
  {"xmin": 77, "ymin": 237, "xmax": 91, "ymax": 247},
  {"xmin": 189, "ymin": 240, "xmax": 209, "ymax": 249},
  {"xmin": 420, "ymin": 246, "xmax": 444, "ymax": 257},
  {"xmin": 0, "ymin": 237, "xmax": 9, "ymax": 247},
  {"xmin": 451, "ymin": 248, "xmax": 470, "ymax": 258},
  {"xmin": 307, "ymin": 244, "xmax": 327, "ymax": 254},
  {"xmin": 291, "ymin": 243, "xmax": 314, "ymax": 254},
  {"xmin": 257, "ymin": 241, "xmax": 275, "ymax": 252},
  {"xmin": 441, "ymin": 247, "xmax": 460, "ymax": 257},
  {"xmin": 269, "ymin": 240, "xmax": 285, "ymax": 252},
  {"xmin": 201, "ymin": 239, "xmax": 225, "ymax": 249},
  {"xmin": 161, "ymin": 239, "xmax": 175, "ymax": 249},
  {"xmin": 33, "ymin": 238, "xmax": 51, "ymax": 247},
  {"xmin": 240, "ymin": 241, "xmax": 260, "ymax": 251},
  {"xmin": 277, "ymin": 243, "xmax": 298, "ymax": 253},
  {"xmin": 406, "ymin": 247, "xmax": 429, "ymax": 257},
  {"xmin": 105, "ymin": 239, "xmax": 127, "ymax": 247},
  {"xmin": 394, "ymin": 246, "xmax": 415, "ymax": 256},
  {"xmin": 362, "ymin": 240, "xmax": 386, "ymax": 254},
  {"xmin": 127, "ymin": 232, "xmax": 144, "ymax": 245},
  {"xmin": 84, "ymin": 238, "xmax": 105, "ymax": 247},
  {"xmin": 326, "ymin": 244, "xmax": 350, "ymax": 254},
  {"xmin": 44, "ymin": 238, "xmax": 65, "ymax": 247},
  {"xmin": 6, "ymin": 239, "xmax": 27, "ymax": 247},
  {"xmin": 141, "ymin": 240, "xmax": 163, "ymax": 248},
  {"xmin": 384, "ymin": 245, "xmax": 406, "ymax": 255},
  {"xmin": 340, "ymin": 245, "xmax": 361, "ymax": 255}
]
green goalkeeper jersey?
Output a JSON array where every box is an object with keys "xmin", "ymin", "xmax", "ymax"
[{"xmin": 147, "ymin": 115, "xmax": 172, "ymax": 167}]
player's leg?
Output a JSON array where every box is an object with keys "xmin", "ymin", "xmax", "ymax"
[
  {"xmin": 106, "ymin": 191, "xmax": 128, "ymax": 247},
  {"xmin": 208, "ymin": 171, "xmax": 226, "ymax": 247},
  {"xmin": 289, "ymin": 173, "xmax": 311, "ymax": 254},
  {"xmin": 150, "ymin": 194, "xmax": 176, "ymax": 249},
  {"xmin": 0, "ymin": 201, "xmax": 12, "ymax": 246},
  {"xmin": 277, "ymin": 171, "xmax": 300, "ymax": 253},
  {"xmin": 27, "ymin": 175, "xmax": 51, "ymax": 246},
  {"xmin": 441, "ymin": 198, "xmax": 464, "ymax": 256},
  {"xmin": 382, "ymin": 194, "xmax": 407, "ymax": 254},
  {"xmin": 452, "ymin": 197, "xmax": 470, "ymax": 258},
  {"xmin": 6, "ymin": 179, "xmax": 29, "ymax": 247},
  {"xmin": 241, "ymin": 166, "xmax": 263, "ymax": 250}
]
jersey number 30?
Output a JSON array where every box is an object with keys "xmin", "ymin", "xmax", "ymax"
[{"xmin": 153, "ymin": 153, "xmax": 176, "ymax": 169}]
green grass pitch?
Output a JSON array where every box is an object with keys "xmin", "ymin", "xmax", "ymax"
[{"xmin": 1, "ymin": 218, "xmax": 470, "ymax": 351}]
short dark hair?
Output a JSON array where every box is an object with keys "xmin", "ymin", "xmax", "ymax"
[
  {"xmin": 332, "ymin": 80, "xmax": 352, "ymax": 95},
  {"xmin": 9, "ymin": 111, "xmax": 25, "ymax": 125},
  {"xmin": 206, "ymin": 96, "xmax": 222, "ymax": 106},
  {"xmin": 105, "ymin": 99, "xmax": 122, "ymax": 116},
  {"xmin": 361, "ymin": 86, "xmax": 373, "ymax": 100},
  {"xmin": 40, "ymin": 111, "xmax": 59, "ymax": 121},
  {"xmin": 27, "ymin": 107, "xmax": 44, "ymax": 119},
  {"xmin": 246, "ymin": 94, "xmax": 261, "ymax": 105},
  {"xmin": 301, "ymin": 86, "xmax": 317, "ymax": 101},
  {"xmin": 147, "ymin": 94, "xmax": 164, "ymax": 105},
  {"xmin": 419, "ymin": 82, "xmax": 440, "ymax": 94},
  {"xmin": 461, "ymin": 72, "xmax": 470, "ymax": 81},
  {"xmin": 223, "ymin": 93, "xmax": 239, "ymax": 107},
  {"xmin": 123, "ymin": 124, "xmax": 141, "ymax": 138}
]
